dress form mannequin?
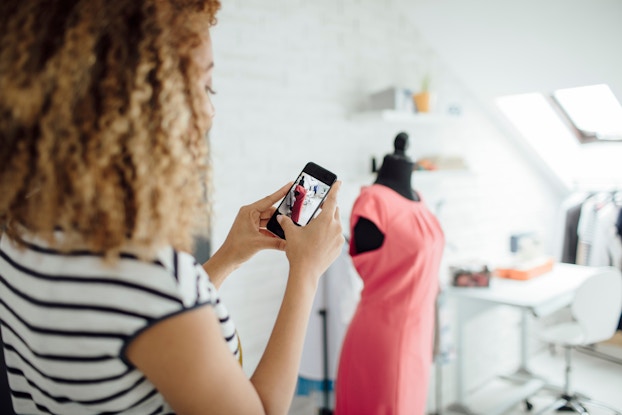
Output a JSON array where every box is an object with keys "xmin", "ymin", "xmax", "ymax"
[
  {"xmin": 375, "ymin": 132, "xmax": 418, "ymax": 201},
  {"xmin": 353, "ymin": 132, "xmax": 419, "ymax": 254},
  {"xmin": 335, "ymin": 132, "xmax": 444, "ymax": 415}
]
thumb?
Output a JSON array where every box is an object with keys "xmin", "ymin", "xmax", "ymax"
[{"xmin": 276, "ymin": 214, "xmax": 295, "ymax": 235}]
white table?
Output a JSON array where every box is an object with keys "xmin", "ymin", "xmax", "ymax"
[{"xmin": 444, "ymin": 263, "xmax": 601, "ymax": 415}]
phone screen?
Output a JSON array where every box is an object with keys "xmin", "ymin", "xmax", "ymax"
[
  {"xmin": 267, "ymin": 162, "xmax": 336, "ymax": 239},
  {"xmin": 279, "ymin": 171, "xmax": 332, "ymax": 226}
]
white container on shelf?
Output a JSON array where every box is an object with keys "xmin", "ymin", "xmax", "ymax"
[{"xmin": 367, "ymin": 86, "xmax": 414, "ymax": 113}]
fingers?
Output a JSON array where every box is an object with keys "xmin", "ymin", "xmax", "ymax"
[
  {"xmin": 251, "ymin": 182, "xmax": 293, "ymax": 212},
  {"xmin": 258, "ymin": 230, "xmax": 287, "ymax": 251},
  {"xmin": 276, "ymin": 214, "xmax": 295, "ymax": 236},
  {"xmin": 318, "ymin": 181, "xmax": 341, "ymax": 218},
  {"xmin": 259, "ymin": 207, "xmax": 277, "ymax": 228}
]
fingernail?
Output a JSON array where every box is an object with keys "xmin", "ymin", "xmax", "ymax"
[{"xmin": 276, "ymin": 214, "xmax": 283, "ymax": 223}]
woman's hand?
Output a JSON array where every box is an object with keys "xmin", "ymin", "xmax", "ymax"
[
  {"xmin": 203, "ymin": 182, "xmax": 292, "ymax": 287},
  {"xmin": 277, "ymin": 181, "xmax": 344, "ymax": 283},
  {"xmin": 248, "ymin": 182, "xmax": 344, "ymax": 413}
]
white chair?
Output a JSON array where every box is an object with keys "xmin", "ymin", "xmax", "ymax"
[{"xmin": 534, "ymin": 267, "xmax": 622, "ymax": 415}]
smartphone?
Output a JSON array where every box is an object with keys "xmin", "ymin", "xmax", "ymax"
[{"xmin": 266, "ymin": 162, "xmax": 337, "ymax": 239}]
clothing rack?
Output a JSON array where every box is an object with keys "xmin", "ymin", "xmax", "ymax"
[{"xmin": 560, "ymin": 189, "xmax": 622, "ymax": 365}]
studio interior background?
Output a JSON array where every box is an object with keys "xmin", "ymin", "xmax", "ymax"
[{"xmin": 198, "ymin": 0, "xmax": 621, "ymax": 412}]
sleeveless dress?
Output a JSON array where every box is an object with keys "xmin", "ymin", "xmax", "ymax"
[
  {"xmin": 335, "ymin": 184, "xmax": 445, "ymax": 415},
  {"xmin": 291, "ymin": 184, "xmax": 307, "ymax": 224}
]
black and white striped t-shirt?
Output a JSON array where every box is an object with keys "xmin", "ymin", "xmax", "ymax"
[{"xmin": 0, "ymin": 233, "xmax": 240, "ymax": 415}]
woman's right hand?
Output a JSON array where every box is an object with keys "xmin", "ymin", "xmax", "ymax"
[
  {"xmin": 276, "ymin": 181, "xmax": 344, "ymax": 282},
  {"xmin": 249, "ymin": 181, "xmax": 344, "ymax": 412}
]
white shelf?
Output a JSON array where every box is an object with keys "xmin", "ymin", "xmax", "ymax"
[
  {"xmin": 350, "ymin": 110, "xmax": 459, "ymax": 123},
  {"xmin": 412, "ymin": 169, "xmax": 472, "ymax": 178}
]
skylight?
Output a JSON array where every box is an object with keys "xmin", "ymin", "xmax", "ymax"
[
  {"xmin": 552, "ymin": 84, "xmax": 622, "ymax": 143},
  {"xmin": 496, "ymin": 93, "xmax": 579, "ymax": 188},
  {"xmin": 496, "ymin": 85, "xmax": 622, "ymax": 191}
]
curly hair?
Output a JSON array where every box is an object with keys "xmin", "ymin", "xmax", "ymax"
[{"xmin": 0, "ymin": 0, "xmax": 221, "ymax": 258}]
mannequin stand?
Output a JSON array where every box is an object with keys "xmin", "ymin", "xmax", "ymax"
[{"xmin": 318, "ymin": 309, "xmax": 333, "ymax": 415}]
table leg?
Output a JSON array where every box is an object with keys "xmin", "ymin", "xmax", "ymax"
[
  {"xmin": 447, "ymin": 300, "xmax": 544, "ymax": 415},
  {"xmin": 518, "ymin": 308, "xmax": 532, "ymax": 375},
  {"xmin": 446, "ymin": 300, "xmax": 479, "ymax": 414},
  {"xmin": 501, "ymin": 308, "xmax": 537, "ymax": 382}
]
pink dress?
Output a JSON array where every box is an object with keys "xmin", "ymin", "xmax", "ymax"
[
  {"xmin": 291, "ymin": 184, "xmax": 307, "ymax": 224},
  {"xmin": 335, "ymin": 184, "xmax": 445, "ymax": 415}
]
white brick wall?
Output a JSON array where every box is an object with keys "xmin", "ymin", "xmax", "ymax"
[{"xmin": 207, "ymin": 0, "xmax": 564, "ymax": 410}]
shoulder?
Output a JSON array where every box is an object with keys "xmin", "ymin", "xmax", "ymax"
[
  {"xmin": 353, "ymin": 185, "xmax": 391, "ymax": 210},
  {"xmin": 350, "ymin": 186, "xmax": 392, "ymax": 230},
  {"xmin": 0, "ymin": 234, "xmax": 214, "ymax": 311},
  {"xmin": 151, "ymin": 247, "xmax": 217, "ymax": 308}
]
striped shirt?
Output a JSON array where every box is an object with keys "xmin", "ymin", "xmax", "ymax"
[{"xmin": 0, "ymin": 233, "xmax": 240, "ymax": 415}]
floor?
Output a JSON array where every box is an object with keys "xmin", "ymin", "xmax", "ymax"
[{"xmin": 289, "ymin": 334, "xmax": 622, "ymax": 415}]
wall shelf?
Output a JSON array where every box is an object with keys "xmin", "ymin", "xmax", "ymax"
[
  {"xmin": 412, "ymin": 169, "xmax": 472, "ymax": 177},
  {"xmin": 350, "ymin": 110, "xmax": 459, "ymax": 124}
]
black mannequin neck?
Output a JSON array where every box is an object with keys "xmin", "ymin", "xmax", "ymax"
[{"xmin": 374, "ymin": 155, "xmax": 418, "ymax": 201}]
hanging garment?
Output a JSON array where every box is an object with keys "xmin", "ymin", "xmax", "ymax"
[
  {"xmin": 592, "ymin": 203, "xmax": 622, "ymax": 269},
  {"xmin": 557, "ymin": 193, "xmax": 589, "ymax": 264},
  {"xmin": 577, "ymin": 197, "xmax": 622, "ymax": 268},
  {"xmin": 576, "ymin": 196, "xmax": 599, "ymax": 266},
  {"xmin": 335, "ymin": 184, "xmax": 445, "ymax": 415}
]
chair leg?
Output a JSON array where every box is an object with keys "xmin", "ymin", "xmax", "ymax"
[
  {"xmin": 555, "ymin": 396, "xmax": 578, "ymax": 412},
  {"xmin": 563, "ymin": 346, "xmax": 572, "ymax": 395},
  {"xmin": 533, "ymin": 397, "xmax": 569, "ymax": 415},
  {"xmin": 578, "ymin": 396, "xmax": 622, "ymax": 415},
  {"xmin": 534, "ymin": 347, "xmax": 586, "ymax": 414},
  {"xmin": 566, "ymin": 399, "xmax": 588, "ymax": 414},
  {"xmin": 535, "ymin": 345, "xmax": 621, "ymax": 415}
]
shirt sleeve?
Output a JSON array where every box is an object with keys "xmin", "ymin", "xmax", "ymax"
[{"xmin": 119, "ymin": 248, "xmax": 216, "ymax": 366}]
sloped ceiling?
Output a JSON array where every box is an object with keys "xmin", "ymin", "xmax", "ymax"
[
  {"xmin": 408, "ymin": 0, "xmax": 622, "ymax": 101},
  {"xmin": 406, "ymin": 0, "xmax": 622, "ymax": 191}
]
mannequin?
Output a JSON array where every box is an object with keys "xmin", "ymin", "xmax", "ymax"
[
  {"xmin": 375, "ymin": 131, "xmax": 418, "ymax": 201},
  {"xmin": 353, "ymin": 132, "xmax": 419, "ymax": 254},
  {"xmin": 335, "ymin": 132, "xmax": 445, "ymax": 415}
]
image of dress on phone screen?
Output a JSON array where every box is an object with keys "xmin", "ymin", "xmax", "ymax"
[{"xmin": 291, "ymin": 177, "xmax": 308, "ymax": 223}]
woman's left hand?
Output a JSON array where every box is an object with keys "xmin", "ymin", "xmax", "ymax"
[{"xmin": 202, "ymin": 182, "xmax": 291, "ymax": 287}]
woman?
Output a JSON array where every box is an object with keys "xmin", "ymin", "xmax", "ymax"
[{"xmin": 0, "ymin": 1, "xmax": 344, "ymax": 414}]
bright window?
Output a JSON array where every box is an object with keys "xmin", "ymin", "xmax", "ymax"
[
  {"xmin": 496, "ymin": 93, "xmax": 579, "ymax": 188},
  {"xmin": 552, "ymin": 84, "xmax": 622, "ymax": 143},
  {"xmin": 496, "ymin": 85, "xmax": 622, "ymax": 191}
]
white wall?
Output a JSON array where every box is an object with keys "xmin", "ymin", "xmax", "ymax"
[{"xmin": 209, "ymin": 0, "xmax": 564, "ymax": 410}]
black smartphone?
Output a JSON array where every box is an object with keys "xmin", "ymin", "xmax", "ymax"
[{"xmin": 266, "ymin": 162, "xmax": 337, "ymax": 239}]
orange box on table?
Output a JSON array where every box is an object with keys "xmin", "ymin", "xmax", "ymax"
[{"xmin": 495, "ymin": 257, "xmax": 555, "ymax": 281}]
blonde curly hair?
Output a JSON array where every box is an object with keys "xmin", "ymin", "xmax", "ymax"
[{"xmin": 0, "ymin": 0, "xmax": 220, "ymax": 258}]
